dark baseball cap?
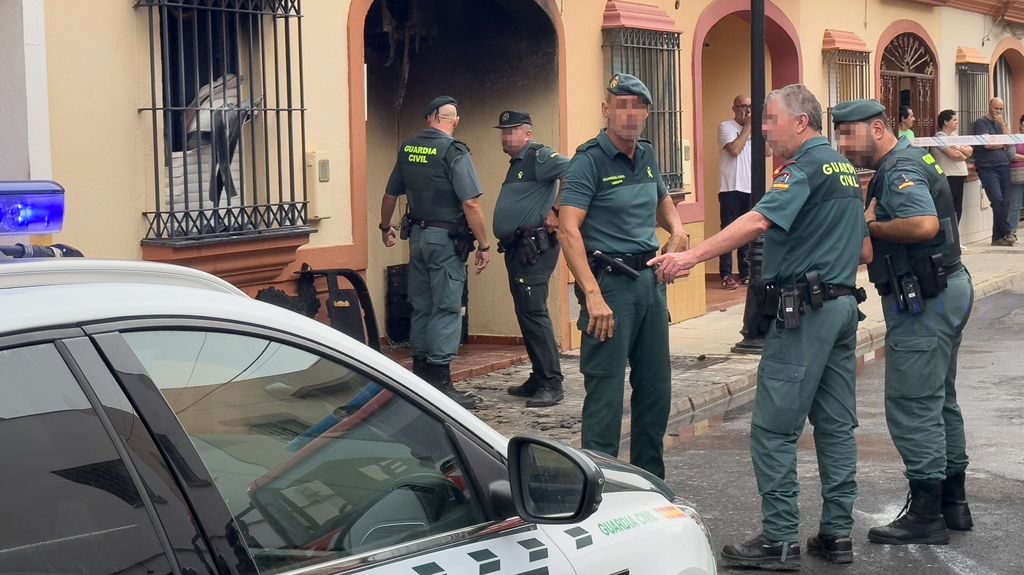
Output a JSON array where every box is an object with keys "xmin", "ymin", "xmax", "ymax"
[
  {"xmin": 494, "ymin": 110, "xmax": 533, "ymax": 128},
  {"xmin": 423, "ymin": 95, "xmax": 458, "ymax": 118},
  {"xmin": 606, "ymin": 73, "xmax": 652, "ymax": 105}
]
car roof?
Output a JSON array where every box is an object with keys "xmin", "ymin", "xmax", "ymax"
[
  {"xmin": 0, "ymin": 260, "xmax": 510, "ymax": 450},
  {"xmin": 0, "ymin": 259, "xmax": 247, "ymax": 295}
]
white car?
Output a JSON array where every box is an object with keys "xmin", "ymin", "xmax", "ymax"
[{"xmin": 0, "ymin": 256, "xmax": 717, "ymax": 575}]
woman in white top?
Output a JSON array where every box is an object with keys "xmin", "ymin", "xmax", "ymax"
[{"xmin": 931, "ymin": 109, "xmax": 972, "ymax": 222}]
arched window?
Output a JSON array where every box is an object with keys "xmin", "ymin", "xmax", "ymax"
[{"xmin": 880, "ymin": 33, "xmax": 936, "ymax": 137}]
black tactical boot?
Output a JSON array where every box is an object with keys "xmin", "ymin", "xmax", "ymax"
[
  {"xmin": 425, "ymin": 362, "xmax": 480, "ymax": 410},
  {"xmin": 721, "ymin": 533, "xmax": 801, "ymax": 571},
  {"xmin": 525, "ymin": 380, "xmax": 564, "ymax": 408},
  {"xmin": 868, "ymin": 480, "xmax": 949, "ymax": 545},
  {"xmin": 806, "ymin": 533, "xmax": 853, "ymax": 564},
  {"xmin": 941, "ymin": 471, "xmax": 974, "ymax": 530},
  {"xmin": 411, "ymin": 356, "xmax": 427, "ymax": 378},
  {"xmin": 507, "ymin": 374, "xmax": 538, "ymax": 397}
]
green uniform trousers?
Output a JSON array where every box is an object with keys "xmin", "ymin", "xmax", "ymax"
[
  {"xmin": 880, "ymin": 269, "xmax": 972, "ymax": 481},
  {"xmin": 578, "ymin": 269, "xmax": 671, "ymax": 478},
  {"xmin": 408, "ymin": 226, "xmax": 466, "ymax": 366},
  {"xmin": 752, "ymin": 296, "xmax": 859, "ymax": 542}
]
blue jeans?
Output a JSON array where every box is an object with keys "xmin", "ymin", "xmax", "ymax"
[
  {"xmin": 977, "ymin": 164, "xmax": 1012, "ymax": 239},
  {"xmin": 1007, "ymin": 181, "xmax": 1024, "ymax": 235}
]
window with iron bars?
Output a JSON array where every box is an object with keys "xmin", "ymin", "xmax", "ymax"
[
  {"xmin": 957, "ymin": 63, "xmax": 989, "ymax": 136},
  {"xmin": 137, "ymin": 0, "xmax": 308, "ymax": 243},
  {"xmin": 825, "ymin": 50, "xmax": 871, "ymax": 146},
  {"xmin": 603, "ymin": 28, "xmax": 685, "ymax": 193}
]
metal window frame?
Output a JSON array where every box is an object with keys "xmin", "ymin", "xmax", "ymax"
[
  {"xmin": 957, "ymin": 63, "xmax": 989, "ymax": 136},
  {"xmin": 136, "ymin": 0, "xmax": 308, "ymax": 244},
  {"xmin": 826, "ymin": 50, "xmax": 871, "ymax": 145},
  {"xmin": 603, "ymin": 28, "xmax": 686, "ymax": 193}
]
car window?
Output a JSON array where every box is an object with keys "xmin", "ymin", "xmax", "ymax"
[
  {"xmin": 121, "ymin": 330, "xmax": 486, "ymax": 573},
  {"xmin": 0, "ymin": 343, "xmax": 174, "ymax": 574}
]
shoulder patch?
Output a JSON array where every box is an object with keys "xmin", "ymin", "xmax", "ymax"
[{"xmin": 895, "ymin": 173, "xmax": 915, "ymax": 191}]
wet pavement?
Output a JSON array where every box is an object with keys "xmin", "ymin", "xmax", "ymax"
[{"xmin": 662, "ymin": 288, "xmax": 1024, "ymax": 574}]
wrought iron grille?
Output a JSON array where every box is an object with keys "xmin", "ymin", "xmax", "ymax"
[
  {"xmin": 826, "ymin": 50, "xmax": 871, "ymax": 144},
  {"xmin": 137, "ymin": 0, "xmax": 307, "ymax": 242},
  {"xmin": 603, "ymin": 28, "xmax": 685, "ymax": 192},
  {"xmin": 957, "ymin": 63, "xmax": 989, "ymax": 136}
]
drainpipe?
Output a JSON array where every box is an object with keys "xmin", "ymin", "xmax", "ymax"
[{"xmin": 732, "ymin": 0, "xmax": 767, "ymax": 354}]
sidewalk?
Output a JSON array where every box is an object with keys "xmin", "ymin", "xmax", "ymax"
[{"xmin": 463, "ymin": 239, "xmax": 1024, "ymax": 447}]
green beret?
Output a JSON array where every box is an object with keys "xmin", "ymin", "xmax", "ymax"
[
  {"xmin": 832, "ymin": 99, "xmax": 886, "ymax": 126},
  {"xmin": 424, "ymin": 95, "xmax": 458, "ymax": 118},
  {"xmin": 606, "ymin": 73, "xmax": 652, "ymax": 105},
  {"xmin": 494, "ymin": 110, "xmax": 532, "ymax": 128}
]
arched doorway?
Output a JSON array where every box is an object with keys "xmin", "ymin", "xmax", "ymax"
[
  {"xmin": 692, "ymin": 0, "xmax": 801, "ymax": 285},
  {"xmin": 349, "ymin": 0, "xmax": 565, "ymax": 341},
  {"xmin": 878, "ymin": 27, "xmax": 938, "ymax": 137},
  {"xmin": 993, "ymin": 39, "xmax": 1024, "ymax": 127}
]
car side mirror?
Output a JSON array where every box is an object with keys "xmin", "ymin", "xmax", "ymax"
[{"xmin": 507, "ymin": 436, "xmax": 604, "ymax": 524}]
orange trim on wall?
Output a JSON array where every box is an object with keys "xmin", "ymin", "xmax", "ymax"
[
  {"xmin": 602, "ymin": 1, "xmax": 681, "ymax": 33},
  {"xmin": 991, "ymin": 37, "xmax": 1024, "ymax": 123},
  {"xmin": 691, "ymin": 0, "xmax": 802, "ymax": 225},
  {"xmin": 822, "ymin": 29, "xmax": 870, "ymax": 53},
  {"xmin": 346, "ymin": 1, "xmax": 374, "ymax": 274},
  {"xmin": 874, "ymin": 20, "xmax": 940, "ymax": 104},
  {"xmin": 956, "ymin": 46, "xmax": 987, "ymax": 65}
]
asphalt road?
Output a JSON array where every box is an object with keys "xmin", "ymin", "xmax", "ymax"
[{"xmin": 662, "ymin": 288, "xmax": 1024, "ymax": 574}]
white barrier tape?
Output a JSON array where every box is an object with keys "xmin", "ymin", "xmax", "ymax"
[{"xmin": 911, "ymin": 134, "xmax": 1024, "ymax": 147}]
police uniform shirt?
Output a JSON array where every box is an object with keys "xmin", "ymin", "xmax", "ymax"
[
  {"xmin": 493, "ymin": 142, "xmax": 569, "ymax": 240},
  {"xmin": 385, "ymin": 127, "xmax": 484, "ymax": 206},
  {"xmin": 872, "ymin": 138, "xmax": 939, "ymax": 222},
  {"xmin": 561, "ymin": 130, "xmax": 667, "ymax": 254},
  {"xmin": 752, "ymin": 136, "xmax": 867, "ymax": 287},
  {"xmin": 868, "ymin": 138, "xmax": 961, "ymax": 260}
]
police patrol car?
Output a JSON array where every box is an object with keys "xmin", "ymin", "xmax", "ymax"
[{"xmin": 0, "ymin": 182, "xmax": 716, "ymax": 574}]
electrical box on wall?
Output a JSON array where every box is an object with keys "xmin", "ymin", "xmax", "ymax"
[{"xmin": 305, "ymin": 150, "xmax": 331, "ymax": 221}]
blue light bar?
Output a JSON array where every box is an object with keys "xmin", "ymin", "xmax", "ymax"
[{"xmin": 0, "ymin": 181, "xmax": 65, "ymax": 235}]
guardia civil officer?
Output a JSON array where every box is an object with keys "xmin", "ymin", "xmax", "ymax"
[
  {"xmin": 652, "ymin": 84, "xmax": 871, "ymax": 569},
  {"xmin": 560, "ymin": 74, "xmax": 687, "ymax": 479},
  {"xmin": 834, "ymin": 99, "xmax": 974, "ymax": 545},
  {"xmin": 494, "ymin": 110, "xmax": 570, "ymax": 407},
  {"xmin": 380, "ymin": 96, "xmax": 492, "ymax": 410}
]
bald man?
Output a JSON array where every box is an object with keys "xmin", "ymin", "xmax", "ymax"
[{"xmin": 973, "ymin": 97, "xmax": 1016, "ymax": 246}]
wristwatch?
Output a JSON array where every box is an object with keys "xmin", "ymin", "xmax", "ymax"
[
  {"xmin": 478, "ymin": 245, "xmax": 491, "ymax": 252},
  {"xmin": 378, "ymin": 223, "xmax": 393, "ymax": 231}
]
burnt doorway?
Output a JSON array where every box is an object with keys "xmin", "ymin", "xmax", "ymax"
[
  {"xmin": 880, "ymin": 33, "xmax": 936, "ymax": 137},
  {"xmin": 361, "ymin": 0, "xmax": 560, "ymax": 340}
]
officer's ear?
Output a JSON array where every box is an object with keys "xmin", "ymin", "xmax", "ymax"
[{"xmin": 871, "ymin": 118, "xmax": 886, "ymax": 141}]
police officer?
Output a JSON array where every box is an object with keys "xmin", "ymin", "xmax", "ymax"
[
  {"xmin": 380, "ymin": 96, "xmax": 492, "ymax": 409},
  {"xmin": 560, "ymin": 73, "xmax": 687, "ymax": 479},
  {"xmin": 494, "ymin": 110, "xmax": 570, "ymax": 407},
  {"xmin": 652, "ymin": 84, "xmax": 870, "ymax": 570},
  {"xmin": 834, "ymin": 98, "xmax": 974, "ymax": 545}
]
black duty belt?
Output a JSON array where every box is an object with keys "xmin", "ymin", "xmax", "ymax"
[
  {"xmin": 594, "ymin": 251, "xmax": 656, "ymax": 272},
  {"xmin": 409, "ymin": 218, "xmax": 459, "ymax": 232},
  {"xmin": 767, "ymin": 282, "xmax": 867, "ymax": 304}
]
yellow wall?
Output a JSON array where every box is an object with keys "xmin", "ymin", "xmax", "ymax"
[{"xmin": 44, "ymin": 3, "xmax": 152, "ymax": 259}]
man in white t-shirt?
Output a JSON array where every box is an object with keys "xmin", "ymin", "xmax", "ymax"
[{"xmin": 717, "ymin": 95, "xmax": 754, "ymax": 289}]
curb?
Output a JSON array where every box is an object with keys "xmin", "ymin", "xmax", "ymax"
[{"xmin": 680, "ymin": 268, "xmax": 1024, "ymax": 410}]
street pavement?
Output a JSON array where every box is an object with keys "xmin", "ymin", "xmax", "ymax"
[
  {"xmin": 464, "ymin": 239, "xmax": 1024, "ymax": 450},
  {"xmin": 663, "ymin": 287, "xmax": 1024, "ymax": 574}
]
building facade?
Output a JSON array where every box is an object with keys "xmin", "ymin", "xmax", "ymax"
[{"xmin": 3, "ymin": 0, "xmax": 1022, "ymax": 349}]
